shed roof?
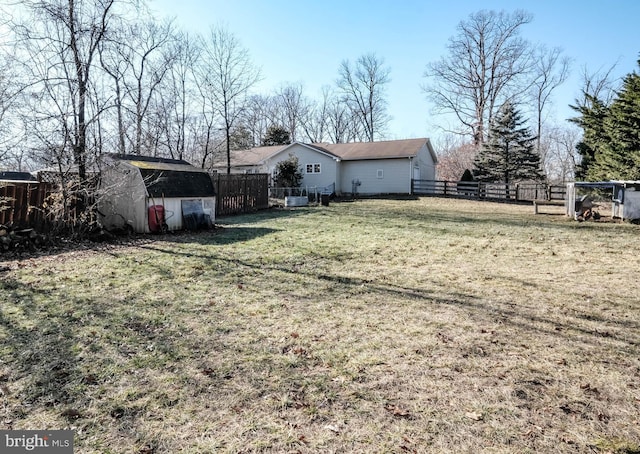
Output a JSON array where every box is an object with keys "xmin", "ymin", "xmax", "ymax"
[
  {"xmin": 140, "ymin": 169, "xmax": 215, "ymax": 198},
  {"xmin": 0, "ymin": 171, "xmax": 37, "ymax": 182},
  {"xmin": 106, "ymin": 153, "xmax": 199, "ymax": 172},
  {"xmin": 104, "ymin": 154, "xmax": 215, "ymax": 198}
]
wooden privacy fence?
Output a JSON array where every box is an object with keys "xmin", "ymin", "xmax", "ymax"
[
  {"xmin": 212, "ymin": 173, "xmax": 269, "ymax": 216},
  {"xmin": 0, "ymin": 182, "xmax": 55, "ymax": 229},
  {"xmin": 412, "ymin": 180, "xmax": 566, "ymax": 202}
]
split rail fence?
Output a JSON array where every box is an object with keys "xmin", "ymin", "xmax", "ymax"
[{"xmin": 411, "ymin": 180, "xmax": 566, "ymax": 202}]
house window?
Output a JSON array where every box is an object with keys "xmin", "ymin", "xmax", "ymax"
[
  {"xmin": 377, "ymin": 169, "xmax": 384, "ymax": 179},
  {"xmin": 306, "ymin": 163, "xmax": 321, "ymax": 174}
]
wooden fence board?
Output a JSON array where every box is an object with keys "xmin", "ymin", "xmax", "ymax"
[
  {"xmin": 212, "ymin": 173, "xmax": 269, "ymax": 216},
  {"xmin": 412, "ymin": 180, "xmax": 566, "ymax": 202},
  {"xmin": 0, "ymin": 182, "xmax": 54, "ymax": 229}
]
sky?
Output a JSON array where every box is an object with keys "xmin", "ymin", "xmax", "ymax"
[{"xmin": 150, "ymin": 0, "xmax": 639, "ymax": 144}]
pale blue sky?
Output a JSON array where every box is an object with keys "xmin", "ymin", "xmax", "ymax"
[{"xmin": 151, "ymin": 0, "xmax": 639, "ymax": 142}]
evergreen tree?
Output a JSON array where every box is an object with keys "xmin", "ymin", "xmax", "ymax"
[
  {"xmin": 273, "ymin": 154, "xmax": 303, "ymax": 188},
  {"xmin": 570, "ymin": 95, "xmax": 611, "ymax": 180},
  {"xmin": 473, "ymin": 102, "xmax": 544, "ymax": 183},
  {"xmin": 571, "ymin": 60, "xmax": 640, "ymax": 180},
  {"xmin": 262, "ymin": 125, "xmax": 291, "ymax": 146},
  {"xmin": 601, "ymin": 65, "xmax": 640, "ymax": 179}
]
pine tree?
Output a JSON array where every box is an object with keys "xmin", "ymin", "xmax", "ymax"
[
  {"xmin": 473, "ymin": 102, "xmax": 544, "ymax": 183},
  {"xmin": 571, "ymin": 60, "xmax": 640, "ymax": 181},
  {"xmin": 570, "ymin": 95, "xmax": 611, "ymax": 180},
  {"xmin": 262, "ymin": 125, "xmax": 291, "ymax": 146},
  {"xmin": 601, "ymin": 65, "xmax": 640, "ymax": 179}
]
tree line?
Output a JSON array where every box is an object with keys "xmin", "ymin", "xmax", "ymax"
[
  {"xmin": 1, "ymin": 2, "xmax": 636, "ymax": 195},
  {"xmin": 0, "ymin": 0, "xmax": 392, "ymax": 179}
]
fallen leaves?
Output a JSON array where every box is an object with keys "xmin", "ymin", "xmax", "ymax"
[{"xmin": 385, "ymin": 403, "xmax": 411, "ymax": 418}]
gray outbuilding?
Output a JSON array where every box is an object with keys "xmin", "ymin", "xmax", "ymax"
[{"xmin": 98, "ymin": 154, "xmax": 216, "ymax": 233}]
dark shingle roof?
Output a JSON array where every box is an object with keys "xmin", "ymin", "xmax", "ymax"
[
  {"xmin": 139, "ymin": 169, "xmax": 215, "ymax": 198},
  {"xmin": 0, "ymin": 171, "xmax": 37, "ymax": 182},
  {"xmin": 107, "ymin": 153, "xmax": 191, "ymax": 166}
]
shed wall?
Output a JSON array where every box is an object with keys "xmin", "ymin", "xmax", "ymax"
[
  {"xmin": 98, "ymin": 164, "xmax": 148, "ymax": 232},
  {"xmin": 152, "ymin": 197, "xmax": 216, "ymax": 231}
]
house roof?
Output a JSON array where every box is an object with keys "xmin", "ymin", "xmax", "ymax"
[
  {"xmin": 321, "ymin": 138, "xmax": 434, "ymax": 161},
  {"xmin": 219, "ymin": 138, "xmax": 436, "ymax": 168},
  {"xmin": 228, "ymin": 145, "xmax": 289, "ymax": 166}
]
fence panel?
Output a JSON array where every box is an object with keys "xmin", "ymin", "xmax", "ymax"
[
  {"xmin": 0, "ymin": 182, "xmax": 54, "ymax": 229},
  {"xmin": 413, "ymin": 179, "xmax": 562, "ymax": 202},
  {"xmin": 212, "ymin": 173, "xmax": 269, "ymax": 216}
]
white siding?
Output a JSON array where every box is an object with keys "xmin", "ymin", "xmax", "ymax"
[
  {"xmin": 267, "ymin": 143, "xmax": 338, "ymax": 191},
  {"xmin": 150, "ymin": 197, "xmax": 216, "ymax": 232},
  {"xmin": 414, "ymin": 142, "xmax": 437, "ymax": 180},
  {"xmin": 340, "ymin": 159, "xmax": 412, "ymax": 195}
]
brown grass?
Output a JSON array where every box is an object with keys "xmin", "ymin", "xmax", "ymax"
[{"xmin": 1, "ymin": 197, "xmax": 639, "ymax": 453}]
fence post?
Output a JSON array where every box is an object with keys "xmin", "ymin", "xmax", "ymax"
[{"xmin": 243, "ymin": 175, "xmax": 248, "ymax": 213}]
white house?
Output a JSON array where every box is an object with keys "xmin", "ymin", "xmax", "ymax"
[
  {"xmin": 212, "ymin": 138, "xmax": 437, "ymax": 196},
  {"xmin": 98, "ymin": 154, "xmax": 216, "ymax": 233}
]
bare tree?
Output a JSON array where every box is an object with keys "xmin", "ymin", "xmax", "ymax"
[
  {"xmin": 274, "ymin": 82, "xmax": 309, "ymax": 142},
  {"xmin": 530, "ymin": 46, "xmax": 570, "ymax": 154},
  {"xmin": 99, "ymin": 20, "xmax": 131, "ymax": 155},
  {"xmin": 16, "ymin": 0, "xmax": 118, "ymax": 181},
  {"xmin": 574, "ymin": 63, "xmax": 619, "ymax": 109},
  {"xmin": 337, "ymin": 52, "xmax": 391, "ymax": 142},
  {"xmin": 122, "ymin": 19, "xmax": 176, "ymax": 155},
  {"xmin": 300, "ymin": 85, "xmax": 332, "ymax": 143},
  {"xmin": 424, "ymin": 10, "xmax": 535, "ymax": 146},
  {"xmin": 539, "ymin": 124, "xmax": 580, "ymax": 183},
  {"xmin": 326, "ymin": 94, "xmax": 356, "ymax": 144},
  {"xmin": 159, "ymin": 30, "xmax": 200, "ymax": 160},
  {"xmin": 0, "ymin": 46, "xmax": 25, "ymax": 167},
  {"xmin": 240, "ymin": 94, "xmax": 276, "ymax": 147},
  {"xmin": 199, "ymin": 24, "xmax": 261, "ymax": 173},
  {"xmin": 433, "ymin": 135, "xmax": 477, "ymax": 181}
]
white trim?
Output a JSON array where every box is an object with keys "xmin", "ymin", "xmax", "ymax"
[{"xmin": 306, "ymin": 163, "xmax": 322, "ymax": 174}]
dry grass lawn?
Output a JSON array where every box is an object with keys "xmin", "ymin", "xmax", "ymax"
[{"xmin": 1, "ymin": 197, "xmax": 639, "ymax": 453}]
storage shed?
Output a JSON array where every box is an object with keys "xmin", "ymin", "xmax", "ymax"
[{"xmin": 98, "ymin": 154, "xmax": 216, "ymax": 233}]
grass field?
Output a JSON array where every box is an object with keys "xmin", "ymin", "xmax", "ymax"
[{"xmin": 1, "ymin": 197, "xmax": 639, "ymax": 453}]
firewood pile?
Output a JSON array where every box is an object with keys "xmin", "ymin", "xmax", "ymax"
[{"xmin": 0, "ymin": 225, "xmax": 47, "ymax": 251}]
